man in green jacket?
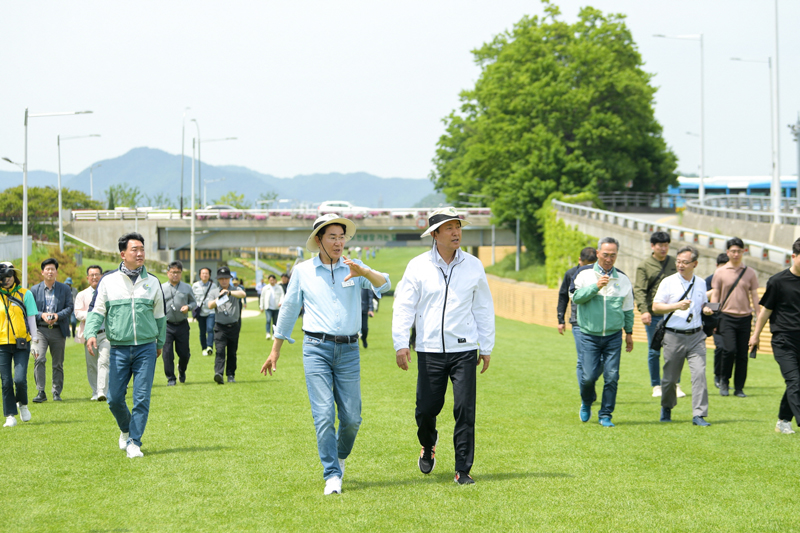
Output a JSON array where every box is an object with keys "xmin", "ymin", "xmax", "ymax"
[
  {"xmin": 634, "ymin": 231, "xmax": 682, "ymax": 399},
  {"xmin": 572, "ymin": 237, "xmax": 634, "ymax": 428},
  {"xmin": 86, "ymin": 232, "xmax": 166, "ymax": 459}
]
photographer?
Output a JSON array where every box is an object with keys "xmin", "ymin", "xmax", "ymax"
[
  {"xmin": 208, "ymin": 266, "xmax": 246, "ymax": 384},
  {"xmin": 0, "ymin": 262, "xmax": 39, "ymax": 427}
]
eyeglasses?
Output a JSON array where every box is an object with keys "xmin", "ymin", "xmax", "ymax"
[
  {"xmin": 675, "ymin": 260, "xmax": 695, "ymax": 266},
  {"xmin": 323, "ymin": 235, "xmax": 347, "ymax": 243}
]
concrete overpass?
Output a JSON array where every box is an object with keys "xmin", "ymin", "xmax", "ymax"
[{"xmin": 66, "ymin": 208, "xmax": 514, "ymax": 262}]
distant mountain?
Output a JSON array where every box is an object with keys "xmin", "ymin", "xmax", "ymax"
[{"xmin": 2, "ymin": 147, "xmax": 435, "ymax": 208}]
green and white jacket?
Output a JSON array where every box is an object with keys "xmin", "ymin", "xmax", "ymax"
[
  {"xmin": 85, "ymin": 266, "xmax": 166, "ymax": 348},
  {"xmin": 571, "ymin": 263, "xmax": 635, "ymax": 337}
]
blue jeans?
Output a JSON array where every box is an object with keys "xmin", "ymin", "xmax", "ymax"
[
  {"xmin": 264, "ymin": 309, "xmax": 279, "ymax": 335},
  {"xmin": 645, "ymin": 315, "xmax": 664, "ymax": 386},
  {"xmin": 580, "ymin": 331, "xmax": 623, "ymax": 419},
  {"xmin": 205, "ymin": 313, "xmax": 216, "ymax": 349},
  {"xmin": 108, "ymin": 342, "xmax": 157, "ymax": 447},
  {"xmin": 302, "ymin": 335, "xmax": 362, "ymax": 480},
  {"xmin": 572, "ymin": 324, "xmax": 585, "ymax": 389},
  {"xmin": 0, "ymin": 345, "xmax": 29, "ymax": 417}
]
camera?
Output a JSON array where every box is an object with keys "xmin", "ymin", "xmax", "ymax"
[{"xmin": 0, "ymin": 263, "xmax": 14, "ymax": 285}]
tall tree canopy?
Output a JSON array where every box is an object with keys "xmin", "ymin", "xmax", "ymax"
[{"xmin": 431, "ymin": 2, "xmax": 677, "ymax": 250}]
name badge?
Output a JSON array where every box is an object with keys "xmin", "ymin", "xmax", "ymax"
[{"xmin": 341, "ymin": 279, "xmax": 355, "ymax": 288}]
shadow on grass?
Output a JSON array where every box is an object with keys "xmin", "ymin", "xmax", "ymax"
[
  {"xmin": 147, "ymin": 445, "xmax": 232, "ymax": 455},
  {"xmin": 620, "ymin": 418, "xmax": 760, "ymax": 426},
  {"xmin": 347, "ymin": 471, "xmax": 573, "ymax": 489}
]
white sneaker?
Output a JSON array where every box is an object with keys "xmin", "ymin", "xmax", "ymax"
[
  {"xmin": 18, "ymin": 404, "xmax": 31, "ymax": 422},
  {"xmin": 91, "ymin": 395, "xmax": 98, "ymax": 401},
  {"xmin": 652, "ymin": 385, "xmax": 662, "ymax": 397},
  {"xmin": 3, "ymin": 415, "xmax": 16, "ymax": 427},
  {"xmin": 265, "ymin": 333, "xmax": 272, "ymax": 340},
  {"xmin": 119, "ymin": 432, "xmax": 130, "ymax": 450},
  {"xmin": 339, "ymin": 458, "xmax": 346, "ymax": 480},
  {"xmin": 323, "ymin": 476, "xmax": 342, "ymax": 495},
  {"xmin": 126, "ymin": 442, "xmax": 143, "ymax": 458},
  {"xmin": 776, "ymin": 420, "xmax": 796, "ymax": 435},
  {"xmin": 676, "ymin": 385, "xmax": 687, "ymax": 398}
]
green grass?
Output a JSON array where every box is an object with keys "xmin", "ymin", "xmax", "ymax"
[
  {"xmin": 485, "ymin": 250, "xmax": 547, "ymax": 285},
  {"xmin": 2, "ymin": 248, "xmax": 798, "ymax": 532}
]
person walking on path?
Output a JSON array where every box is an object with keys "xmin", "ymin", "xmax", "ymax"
[
  {"xmin": 749, "ymin": 238, "xmax": 800, "ymax": 435},
  {"xmin": 392, "ymin": 207, "xmax": 495, "ymax": 485},
  {"xmin": 261, "ymin": 214, "xmax": 391, "ymax": 496},
  {"xmin": 161, "ymin": 261, "xmax": 196, "ymax": 386},
  {"xmin": 192, "ymin": 268, "xmax": 216, "ymax": 357},
  {"xmin": 711, "ymin": 237, "xmax": 760, "ymax": 398},
  {"xmin": 0, "ymin": 262, "xmax": 39, "ymax": 428},
  {"xmin": 259, "ymin": 274, "xmax": 283, "ymax": 340},
  {"xmin": 74, "ymin": 265, "xmax": 110, "ymax": 401},
  {"xmin": 557, "ymin": 247, "xmax": 596, "ymax": 388},
  {"xmin": 572, "ymin": 237, "xmax": 634, "ymax": 428},
  {"xmin": 208, "ymin": 266, "xmax": 246, "ymax": 384},
  {"xmin": 652, "ymin": 246, "xmax": 714, "ymax": 426},
  {"xmin": 634, "ymin": 231, "xmax": 683, "ymax": 399},
  {"xmin": 30, "ymin": 258, "xmax": 74, "ymax": 402},
  {"xmin": 85, "ymin": 232, "xmax": 166, "ymax": 459}
]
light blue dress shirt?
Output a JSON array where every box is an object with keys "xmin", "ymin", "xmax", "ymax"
[{"xmin": 274, "ymin": 256, "xmax": 390, "ymax": 344}]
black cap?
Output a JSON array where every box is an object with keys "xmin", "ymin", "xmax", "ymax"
[{"xmin": 216, "ymin": 266, "xmax": 232, "ymax": 279}]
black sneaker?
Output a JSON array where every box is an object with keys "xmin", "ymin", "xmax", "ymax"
[
  {"xmin": 714, "ymin": 376, "xmax": 720, "ymax": 389},
  {"xmin": 214, "ymin": 374, "xmax": 224, "ymax": 385},
  {"xmin": 418, "ymin": 443, "xmax": 436, "ymax": 474},
  {"xmin": 734, "ymin": 390, "xmax": 747, "ymax": 398},
  {"xmin": 454, "ymin": 471, "xmax": 475, "ymax": 485},
  {"xmin": 179, "ymin": 372, "xmax": 186, "ymax": 384},
  {"xmin": 167, "ymin": 379, "xmax": 176, "ymax": 387},
  {"xmin": 719, "ymin": 379, "xmax": 729, "ymax": 397},
  {"xmin": 227, "ymin": 376, "xmax": 236, "ymax": 383},
  {"xmin": 33, "ymin": 391, "xmax": 47, "ymax": 403}
]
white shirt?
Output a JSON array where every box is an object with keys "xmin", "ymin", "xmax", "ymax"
[
  {"xmin": 392, "ymin": 247, "xmax": 495, "ymax": 355},
  {"xmin": 653, "ymin": 273, "xmax": 708, "ymax": 330},
  {"xmin": 259, "ymin": 283, "xmax": 284, "ymax": 311}
]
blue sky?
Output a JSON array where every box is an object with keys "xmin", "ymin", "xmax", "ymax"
[{"xmin": 1, "ymin": 0, "xmax": 798, "ymax": 179}]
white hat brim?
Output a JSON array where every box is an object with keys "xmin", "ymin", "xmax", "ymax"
[
  {"xmin": 421, "ymin": 217, "xmax": 470, "ymax": 238},
  {"xmin": 307, "ymin": 217, "xmax": 356, "ymax": 252}
]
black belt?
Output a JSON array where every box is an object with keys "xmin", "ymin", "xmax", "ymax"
[
  {"xmin": 304, "ymin": 331, "xmax": 358, "ymax": 344},
  {"xmin": 665, "ymin": 327, "xmax": 702, "ymax": 335},
  {"xmin": 168, "ymin": 320, "xmax": 188, "ymax": 325},
  {"xmin": 97, "ymin": 329, "xmax": 105, "ymax": 335}
]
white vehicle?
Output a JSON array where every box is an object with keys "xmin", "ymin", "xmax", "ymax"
[{"xmin": 317, "ymin": 201, "xmax": 370, "ymax": 217}]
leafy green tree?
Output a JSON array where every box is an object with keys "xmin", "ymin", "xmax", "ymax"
[
  {"xmin": 104, "ymin": 183, "xmax": 142, "ymax": 208},
  {"xmin": 0, "ymin": 186, "xmax": 101, "ymax": 239},
  {"xmin": 215, "ymin": 191, "xmax": 251, "ymax": 209},
  {"xmin": 431, "ymin": 1, "xmax": 677, "ymax": 251},
  {"xmin": 256, "ymin": 191, "xmax": 278, "ymax": 208},
  {"xmin": 145, "ymin": 192, "xmax": 176, "ymax": 209}
]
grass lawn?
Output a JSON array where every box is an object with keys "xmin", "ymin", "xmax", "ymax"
[{"xmin": 2, "ymin": 248, "xmax": 797, "ymax": 532}]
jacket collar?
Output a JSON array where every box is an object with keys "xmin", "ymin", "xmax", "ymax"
[{"xmin": 593, "ymin": 262, "xmax": 617, "ymax": 278}]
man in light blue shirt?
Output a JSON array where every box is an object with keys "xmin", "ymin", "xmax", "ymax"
[{"xmin": 261, "ymin": 214, "xmax": 390, "ymax": 496}]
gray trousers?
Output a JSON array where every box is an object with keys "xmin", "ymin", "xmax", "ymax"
[
  {"xmin": 34, "ymin": 326, "xmax": 67, "ymax": 394},
  {"xmin": 84, "ymin": 332, "xmax": 110, "ymax": 398},
  {"xmin": 661, "ymin": 330, "xmax": 709, "ymax": 417}
]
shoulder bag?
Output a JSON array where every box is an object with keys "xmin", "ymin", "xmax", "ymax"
[
  {"xmin": 651, "ymin": 277, "xmax": 695, "ymax": 351},
  {"xmin": 192, "ymin": 282, "xmax": 213, "ymax": 320},
  {"xmin": 702, "ymin": 266, "xmax": 747, "ymax": 336}
]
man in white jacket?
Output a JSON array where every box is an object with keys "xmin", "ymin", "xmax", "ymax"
[
  {"xmin": 258, "ymin": 274, "xmax": 284, "ymax": 340},
  {"xmin": 74, "ymin": 265, "xmax": 109, "ymax": 401},
  {"xmin": 392, "ymin": 207, "xmax": 495, "ymax": 485}
]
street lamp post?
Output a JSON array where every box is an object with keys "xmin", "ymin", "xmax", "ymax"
[
  {"xmin": 790, "ymin": 114, "xmax": 800, "ymax": 211},
  {"xmin": 89, "ymin": 163, "xmax": 102, "ymax": 200},
  {"xmin": 190, "ymin": 138, "xmax": 197, "ymax": 284},
  {"xmin": 772, "ymin": 0, "xmax": 782, "ymax": 220},
  {"xmin": 654, "ymin": 33, "xmax": 705, "ymax": 204},
  {"xmin": 20, "ymin": 108, "xmax": 93, "ymax": 286},
  {"xmin": 57, "ymin": 134, "xmax": 100, "ymax": 252},
  {"xmin": 731, "ymin": 57, "xmax": 777, "ymax": 213}
]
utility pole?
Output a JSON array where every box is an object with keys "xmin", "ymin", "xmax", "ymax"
[{"xmin": 790, "ymin": 113, "xmax": 800, "ymax": 211}]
